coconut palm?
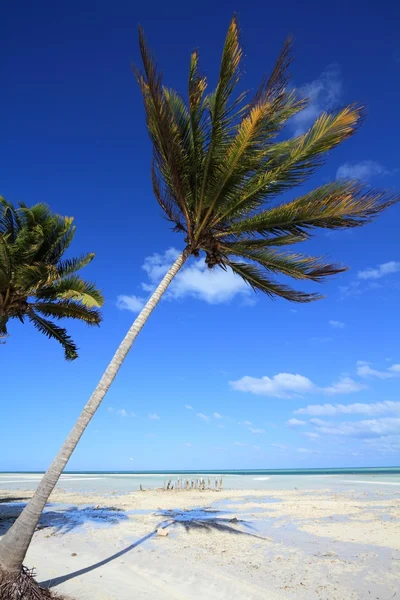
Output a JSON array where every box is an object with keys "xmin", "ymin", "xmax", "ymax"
[
  {"xmin": 0, "ymin": 16, "xmax": 397, "ymax": 590},
  {"xmin": 0, "ymin": 197, "xmax": 103, "ymax": 359}
]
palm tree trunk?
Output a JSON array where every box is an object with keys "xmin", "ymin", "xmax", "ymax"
[{"xmin": 0, "ymin": 248, "xmax": 189, "ymax": 573}]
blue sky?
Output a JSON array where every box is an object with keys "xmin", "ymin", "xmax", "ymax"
[{"xmin": 1, "ymin": 0, "xmax": 400, "ymax": 471}]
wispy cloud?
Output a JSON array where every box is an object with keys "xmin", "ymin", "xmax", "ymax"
[
  {"xmin": 249, "ymin": 427, "xmax": 265, "ymax": 434},
  {"xmin": 107, "ymin": 407, "xmax": 114, "ymax": 413},
  {"xmin": 213, "ymin": 412, "xmax": 222, "ymax": 419},
  {"xmin": 329, "ymin": 320, "xmax": 345, "ymax": 329},
  {"xmin": 184, "ymin": 404, "xmax": 193, "ymax": 410},
  {"xmin": 297, "ymin": 447, "xmax": 319, "ymax": 454},
  {"xmin": 148, "ymin": 413, "xmax": 160, "ymax": 420},
  {"xmin": 234, "ymin": 441, "xmax": 248, "ymax": 447},
  {"xmin": 356, "ymin": 361, "xmax": 400, "ymax": 380},
  {"xmin": 271, "ymin": 443, "xmax": 287, "ymax": 450},
  {"xmin": 230, "ymin": 372, "xmax": 365, "ymax": 399},
  {"xmin": 116, "ymin": 409, "xmax": 127, "ymax": 417},
  {"xmin": 197, "ymin": 413, "xmax": 209, "ymax": 422},
  {"xmin": 303, "ymin": 432, "xmax": 321, "ymax": 440},
  {"xmin": 291, "ymin": 64, "xmax": 342, "ymax": 135},
  {"xmin": 358, "ymin": 261, "xmax": 400, "ymax": 280},
  {"xmin": 313, "ymin": 417, "xmax": 400, "ymax": 438},
  {"xmin": 295, "ymin": 400, "xmax": 400, "ymax": 417},
  {"xmin": 184, "ymin": 442, "xmax": 192, "ymax": 447},
  {"xmin": 336, "ymin": 160, "xmax": 388, "ymax": 181},
  {"xmin": 116, "ymin": 295, "xmax": 146, "ymax": 313},
  {"xmin": 287, "ymin": 418, "xmax": 306, "ymax": 427},
  {"xmin": 364, "ymin": 435, "xmax": 400, "ymax": 454},
  {"xmin": 238, "ymin": 420, "xmax": 252, "ymax": 426}
]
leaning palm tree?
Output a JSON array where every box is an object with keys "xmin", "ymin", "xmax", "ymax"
[
  {"xmin": 0, "ymin": 197, "xmax": 103, "ymax": 359},
  {"xmin": 0, "ymin": 16, "xmax": 397, "ymax": 592}
]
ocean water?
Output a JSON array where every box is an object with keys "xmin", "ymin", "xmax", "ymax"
[{"xmin": 0, "ymin": 468, "xmax": 399, "ymax": 493}]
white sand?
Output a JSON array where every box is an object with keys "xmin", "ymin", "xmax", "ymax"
[{"xmin": 1, "ymin": 487, "xmax": 399, "ymax": 599}]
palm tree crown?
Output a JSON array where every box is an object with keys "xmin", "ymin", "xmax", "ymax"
[
  {"xmin": 0, "ymin": 197, "xmax": 103, "ymax": 359},
  {"xmin": 135, "ymin": 17, "xmax": 397, "ymax": 302}
]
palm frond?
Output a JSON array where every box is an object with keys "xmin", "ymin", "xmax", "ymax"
[
  {"xmin": 213, "ymin": 106, "xmax": 363, "ymax": 226},
  {"xmin": 27, "ymin": 312, "xmax": 79, "ymax": 360},
  {"xmin": 196, "ymin": 15, "xmax": 243, "ymax": 223},
  {"xmin": 227, "ymin": 181, "xmax": 397, "ymax": 237},
  {"xmin": 224, "ymin": 246, "xmax": 345, "ymax": 281},
  {"xmin": 33, "ymin": 300, "xmax": 102, "ymax": 325},
  {"xmin": 227, "ymin": 261, "xmax": 320, "ymax": 302},
  {"xmin": 37, "ymin": 275, "xmax": 104, "ymax": 307},
  {"xmin": 56, "ymin": 253, "xmax": 95, "ymax": 278},
  {"xmin": 135, "ymin": 27, "xmax": 193, "ymax": 234},
  {"xmin": 0, "ymin": 197, "xmax": 22, "ymax": 241}
]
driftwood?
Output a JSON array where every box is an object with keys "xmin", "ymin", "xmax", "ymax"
[{"xmin": 138, "ymin": 476, "xmax": 224, "ymax": 492}]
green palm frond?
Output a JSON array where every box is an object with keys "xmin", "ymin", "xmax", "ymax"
[
  {"xmin": 227, "ymin": 261, "xmax": 320, "ymax": 302},
  {"xmin": 33, "ymin": 300, "xmax": 102, "ymax": 325},
  {"xmin": 38, "ymin": 275, "xmax": 104, "ymax": 307},
  {"xmin": 0, "ymin": 198, "xmax": 103, "ymax": 359},
  {"xmin": 227, "ymin": 181, "xmax": 396, "ymax": 237},
  {"xmin": 56, "ymin": 253, "xmax": 95, "ymax": 278},
  {"xmin": 136, "ymin": 16, "xmax": 398, "ymax": 304},
  {"xmin": 223, "ymin": 246, "xmax": 344, "ymax": 281},
  {"xmin": 27, "ymin": 312, "xmax": 79, "ymax": 360}
]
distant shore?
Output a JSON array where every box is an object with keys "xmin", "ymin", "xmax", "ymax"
[{"xmin": 1, "ymin": 484, "xmax": 399, "ymax": 599}]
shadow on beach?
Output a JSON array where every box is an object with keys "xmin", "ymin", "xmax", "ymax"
[{"xmin": 39, "ymin": 507, "xmax": 269, "ymax": 589}]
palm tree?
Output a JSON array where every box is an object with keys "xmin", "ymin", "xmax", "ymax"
[
  {"xmin": 0, "ymin": 16, "xmax": 397, "ymax": 589},
  {"xmin": 0, "ymin": 197, "xmax": 103, "ymax": 359}
]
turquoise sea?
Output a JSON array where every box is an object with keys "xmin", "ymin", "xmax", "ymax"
[{"xmin": 1, "ymin": 467, "xmax": 399, "ymax": 492}]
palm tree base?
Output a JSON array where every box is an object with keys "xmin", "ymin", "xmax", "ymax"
[{"xmin": 0, "ymin": 566, "xmax": 66, "ymax": 600}]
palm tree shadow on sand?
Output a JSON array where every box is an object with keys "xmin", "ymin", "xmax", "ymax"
[{"xmin": 40, "ymin": 507, "xmax": 269, "ymax": 589}]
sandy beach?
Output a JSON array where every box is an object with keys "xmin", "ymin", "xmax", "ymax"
[{"xmin": 1, "ymin": 484, "xmax": 399, "ymax": 600}]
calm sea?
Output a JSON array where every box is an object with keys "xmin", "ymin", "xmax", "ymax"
[{"xmin": 1, "ymin": 468, "xmax": 399, "ymax": 492}]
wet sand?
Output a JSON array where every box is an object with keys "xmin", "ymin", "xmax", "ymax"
[{"xmin": 1, "ymin": 487, "xmax": 399, "ymax": 599}]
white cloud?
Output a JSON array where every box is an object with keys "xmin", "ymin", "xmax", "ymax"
[
  {"xmin": 130, "ymin": 412, "xmax": 136, "ymax": 417},
  {"xmin": 336, "ymin": 160, "xmax": 388, "ymax": 181},
  {"xmin": 184, "ymin": 442, "xmax": 193, "ymax": 447},
  {"xmin": 185, "ymin": 404, "xmax": 193, "ymax": 410},
  {"xmin": 213, "ymin": 412, "xmax": 222, "ymax": 419},
  {"xmin": 271, "ymin": 443, "xmax": 287, "ymax": 450},
  {"xmin": 303, "ymin": 432, "xmax": 321, "ymax": 439},
  {"xmin": 287, "ymin": 418, "xmax": 306, "ymax": 427},
  {"xmin": 107, "ymin": 407, "xmax": 114, "ymax": 413},
  {"xmin": 197, "ymin": 413, "xmax": 209, "ymax": 422},
  {"xmin": 358, "ymin": 261, "xmax": 400, "ymax": 280},
  {"xmin": 117, "ymin": 409, "xmax": 127, "ymax": 417},
  {"xmin": 310, "ymin": 418, "xmax": 331, "ymax": 426},
  {"xmin": 297, "ymin": 447, "xmax": 318, "ymax": 454},
  {"xmin": 356, "ymin": 361, "xmax": 400, "ymax": 380},
  {"xmin": 329, "ymin": 320, "xmax": 345, "ymax": 329},
  {"xmin": 230, "ymin": 372, "xmax": 365, "ymax": 399},
  {"xmin": 249, "ymin": 428, "xmax": 265, "ymax": 434},
  {"xmin": 234, "ymin": 441, "xmax": 248, "ymax": 447},
  {"xmin": 238, "ymin": 420, "xmax": 252, "ymax": 426},
  {"xmin": 296, "ymin": 401, "xmax": 400, "ymax": 417},
  {"xmin": 323, "ymin": 377, "xmax": 366, "ymax": 395},
  {"xmin": 291, "ymin": 64, "xmax": 342, "ymax": 135},
  {"xmin": 116, "ymin": 295, "xmax": 146, "ymax": 313},
  {"xmin": 253, "ymin": 445, "xmax": 261, "ymax": 451},
  {"xmin": 148, "ymin": 413, "xmax": 160, "ymax": 420},
  {"xmin": 129, "ymin": 457, "xmax": 134, "ymax": 461},
  {"xmin": 143, "ymin": 248, "xmax": 250, "ymax": 305},
  {"xmin": 314, "ymin": 417, "xmax": 400, "ymax": 438}
]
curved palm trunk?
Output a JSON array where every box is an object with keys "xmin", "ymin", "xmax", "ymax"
[{"xmin": 0, "ymin": 249, "xmax": 189, "ymax": 573}]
